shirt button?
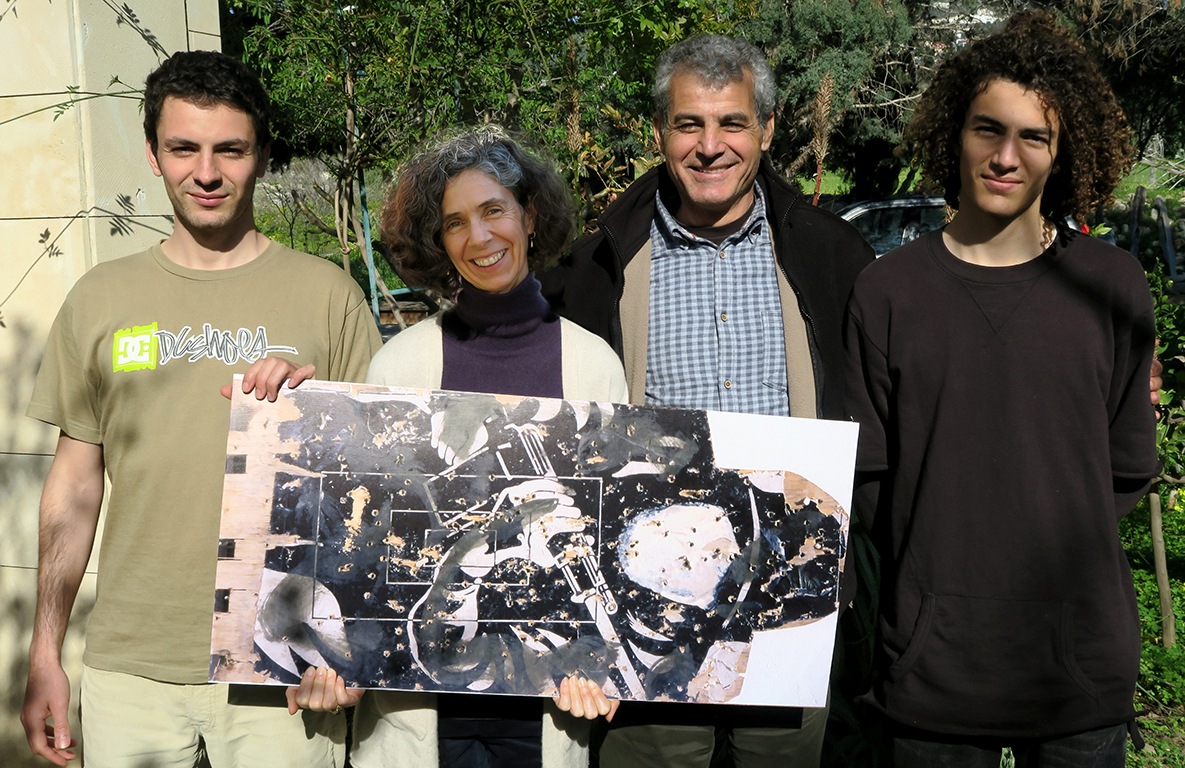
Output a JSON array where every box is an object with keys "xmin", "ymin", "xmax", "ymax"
[
  {"xmin": 724, "ymin": 380, "xmax": 732, "ymax": 389},
  {"xmin": 720, "ymin": 313, "xmax": 728, "ymax": 322},
  {"xmin": 718, "ymin": 251, "xmax": 726, "ymax": 259}
]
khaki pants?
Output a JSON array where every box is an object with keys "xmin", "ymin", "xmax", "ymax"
[{"xmin": 80, "ymin": 665, "xmax": 346, "ymax": 768}]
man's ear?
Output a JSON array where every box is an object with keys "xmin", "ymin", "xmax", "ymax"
[
  {"xmin": 652, "ymin": 115, "xmax": 666, "ymax": 155},
  {"xmin": 145, "ymin": 140, "xmax": 163, "ymax": 177},
  {"xmin": 760, "ymin": 113, "xmax": 774, "ymax": 152}
]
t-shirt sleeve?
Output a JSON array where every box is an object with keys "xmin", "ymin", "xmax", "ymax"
[
  {"xmin": 328, "ymin": 286, "xmax": 383, "ymax": 384},
  {"xmin": 1107, "ymin": 271, "xmax": 1159, "ymax": 482},
  {"xmin": 26, "ymin": 296, "xmax": 102, "ymax": 444}
]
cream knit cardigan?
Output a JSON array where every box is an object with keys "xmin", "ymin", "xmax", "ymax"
[{"xmin": 352, "ymin": 311, "xmax": 628, "ymax": 768}]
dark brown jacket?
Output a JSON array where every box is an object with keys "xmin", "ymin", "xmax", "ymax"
[{"xmin": 540, "ymin": 159, "xmax": 873, "ymax": 420}]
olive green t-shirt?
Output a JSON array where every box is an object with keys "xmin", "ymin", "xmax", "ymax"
[{"xmin": 28, "ymin": 241, "xmax": 383, "ymax": 683}]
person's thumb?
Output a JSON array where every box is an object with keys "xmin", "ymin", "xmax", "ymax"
[{"xmin": 50, "ymin": 701, "xmax": 70, "ymax": 750}]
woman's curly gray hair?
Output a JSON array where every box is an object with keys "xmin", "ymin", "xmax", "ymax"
[{"xmin": 380, "ymin": 126, "xmax": 576, "ymax": 298}]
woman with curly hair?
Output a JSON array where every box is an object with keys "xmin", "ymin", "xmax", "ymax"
[
  {"xmin": 366, "ymin": 126, "xmax": 626, "ymax": 405},
  {"xmin": 288, "ymin": 127, "xmax": 626, "ymax": 768},
  {"xmin": 846, "ymin": 11, "xmax": 1157, "ymax": 765}
]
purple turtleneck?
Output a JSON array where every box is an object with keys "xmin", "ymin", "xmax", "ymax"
[{"xmin": 439, "ymin": 274, "xmax": 563, "ymax": 399}]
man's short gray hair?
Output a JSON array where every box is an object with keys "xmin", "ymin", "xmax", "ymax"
[{"xmin": 652, "ymin": 34, "xmax": 776, "ymax": 127}]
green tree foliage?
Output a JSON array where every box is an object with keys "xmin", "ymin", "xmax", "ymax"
[
  {"xmin": 741, "ymin": 0, "xmax": 915, "ymax": 198},
  {"xmin": 1041, "ymin": 0, "xmax": 1185, "ymax": 160},
  {"xmin": 222, "ymin": 1, "xmax": 415, "ymax": 277},
  {"xmin": 224, "ymin": 0, "xmax": 747, "ymax": 236}
]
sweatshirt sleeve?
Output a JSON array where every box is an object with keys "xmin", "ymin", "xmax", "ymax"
[
  {"xmin": 844, "ymin": 286, "xmax": 892, "ymax": 475},
  {"xmin": 1107, "ymin": 267, "xmax": 1159, "ymax": 515},
  {"xmin": 844, "ymin": 285, "xmax": 894, "ymax": 536},
  {"xmin": 1108, "ymin": 271, "xmax": 1158, "ymax": 476}
]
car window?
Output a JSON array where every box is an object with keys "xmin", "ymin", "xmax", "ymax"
[
  {"xmin": 849, "ymin": 203, "xmax": 947, "ymax": 256},
  {"xmin": 850, "ymin": 208, "xmax": 908, "ymax": 256},
  {"xmin": 901, "ymin": 206, "xmax": 947, "ymax": 247}
]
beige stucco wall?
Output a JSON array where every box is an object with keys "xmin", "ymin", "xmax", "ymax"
[{"xmin": 0, "ymin": 1, "xmax": 219, "ymax": 763}]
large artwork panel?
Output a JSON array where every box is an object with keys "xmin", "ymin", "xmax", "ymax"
[{"xmin": 211, "ymin": 380, "xmax": 858, "ymax": 706}]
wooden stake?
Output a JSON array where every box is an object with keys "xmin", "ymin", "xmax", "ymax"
[{"xmin": 1150, "ymin": 488, "xmax": 1177, "ymax": 648}]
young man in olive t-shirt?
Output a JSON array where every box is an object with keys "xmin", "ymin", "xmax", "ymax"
[
  {"xmin": 845, "ymin": 12, "xmax": 1158, "ymax": 765},
  {"xmin": 21, "ymin": 51, "xmax": 381, "ymax": 767}
]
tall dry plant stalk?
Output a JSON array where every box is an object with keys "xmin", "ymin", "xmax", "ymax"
[
  {"xmin": 565, "ymin": 35, "xmax": 582, "ymax": 181},
  {"xmin": 811, "ymin": 72, "xmax": 835, "ymax": 206}
]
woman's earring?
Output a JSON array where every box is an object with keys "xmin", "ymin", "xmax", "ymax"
[{"xmin": 529, "ymin": 232, "xmax": 536, "ymax": 250}]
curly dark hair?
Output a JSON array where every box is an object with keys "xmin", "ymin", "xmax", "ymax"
[
  {"xmin": 144, "ymin": 50, "xmax": 271, "ymax": 154},
  {"xmin": 903, "ymin": 10, "xmax": 1132, "ymax": 222},
  {"xmin": 380, "ymin": 126, "xmax": 576, "ymax": 298}
]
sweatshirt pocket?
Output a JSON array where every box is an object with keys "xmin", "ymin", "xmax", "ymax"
[{"xmin": 889, "ymin": 593, "xmax": 1099, "ymax": 720}]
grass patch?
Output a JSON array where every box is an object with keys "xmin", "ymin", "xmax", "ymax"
[
  {"xmin": 1117, "ymin": 163, "xmax": 1185, "ymax": 203},
  {"xmin": 794, "ymin": 169, "xmax": 850, "ymax": 196}
]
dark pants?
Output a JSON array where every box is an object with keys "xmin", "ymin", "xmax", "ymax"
[
  {"xmin": 893, "ymin": 723, "xmax": 1128, "ymax": 768},
  {"xmin": 596, "ymin": 700, "xmax": 828, "ymax": 768},
  {"xmin": 437, "ymin": 700, "xmax": 543, "ymax": 768},
  {"xmin": 439, "ymin": 732, "xmax": 542, "ymax": 768}
]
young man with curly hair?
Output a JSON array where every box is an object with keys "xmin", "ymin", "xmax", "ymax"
[{"xmin": 845, "ymin": 11, "xmax": 1158, "ymax": 765}]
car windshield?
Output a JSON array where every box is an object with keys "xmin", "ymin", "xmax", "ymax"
[{"xmin": 849, "ymin": 204, "xmax": 947, "ymax": 256}]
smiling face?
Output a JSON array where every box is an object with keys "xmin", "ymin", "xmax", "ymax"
[
  {"xmin": 957, "ymin": 79, "xmax": 1060, "ymax": 226},
  {"xmin": 146, "ymin": 96, "xmax": 268, "ymax": 239},
  {"xmin": 440, "ymin": 170, "xmax": 535, "ymax": 294},
  {"xmin": 654, "ymin": 70, "xmax": 774, "ymax": 228}
]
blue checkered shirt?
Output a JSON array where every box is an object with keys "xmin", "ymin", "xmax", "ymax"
[{"xmin": 645, "ymin": 186, "xmax": 790, "ymax": 416}]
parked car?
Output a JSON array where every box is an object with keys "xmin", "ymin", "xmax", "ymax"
[{"xmin": 837, "ymin": 195, "xmax": 948, "ymax": 257}]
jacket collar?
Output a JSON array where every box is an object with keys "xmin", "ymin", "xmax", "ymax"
[
  {"xmin": 594, "ymin": 163, "xmax": 667, "ymax": 271},
  {"xmin": 597, "ymin": 157, "xmax": 805, "ymax": 273},
  {"xmin": 753, "ymin": 157, "xmax": 805, "ymax": 232}
]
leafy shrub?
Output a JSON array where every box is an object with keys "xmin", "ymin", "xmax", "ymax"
[
  {"xmin": 1123, "ymin": 492, "xmax": 1185, "ymax": 576},
  {"xmin": 1140, "ymin": 642, "xmax": 1185, "ymax": 709}
]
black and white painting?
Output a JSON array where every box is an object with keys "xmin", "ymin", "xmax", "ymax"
[{"xmin": 210, "ymin": 380, "xmax": 858, "ymax": 706}]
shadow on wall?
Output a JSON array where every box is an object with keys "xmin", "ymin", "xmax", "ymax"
[
  {"xmin": 0, "ymin": 216, "xmax": 163, "ymax": 764},
  {"xmin": 1, "ymin": 319, "xmax": 49, "ymax": 452},
  {"xmin": 0, "ymin": 198, "xmax": 174, "ymax": 335},
  {"xmin": 0, "ymin": 318, "xmax": 77, "ymax": 766},
  {"xmin": 0, "ymin": 2, "xmax": 196, "ymax": 763}
]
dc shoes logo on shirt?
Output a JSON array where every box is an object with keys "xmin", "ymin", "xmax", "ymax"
[
  {"xmin": 112, "ymin": 323, "xmax": 158, "ymax": 372},
  {"xmin": 111, "ymin": 322, "xmax": 299, "ymax": 372}
]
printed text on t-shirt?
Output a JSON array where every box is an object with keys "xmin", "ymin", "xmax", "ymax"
[{"xmin": 112, "ymin": 322, "xmax": 299, "ymax": 372}]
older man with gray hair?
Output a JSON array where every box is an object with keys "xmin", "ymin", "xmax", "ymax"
[{"xmin": 541, "ymin": 33, "xmax": 873, "ymax": 768}]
